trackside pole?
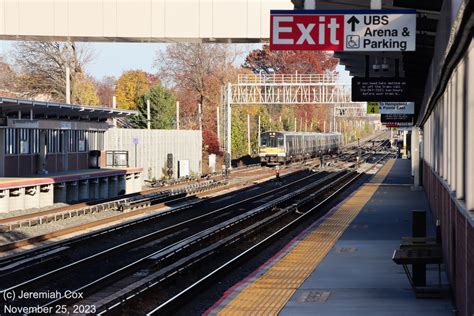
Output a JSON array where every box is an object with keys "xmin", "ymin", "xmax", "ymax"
[
  {"xmin": 66, "ymin": 67, "xmax": 71, "ymax": 104},
  {"xmin": 247, "ymin": 114, "xmax": 251, "ymax": 155},
  {"xmin": 258, "ymin": 115, "xmax": 261, "ymax": 149},
  {"xmin": 147, "ymin": 99, "xmax": 151, "ymax": 130},
  {"xmin": 226, "ymin": 83, "xmax": 232, "ymax": 169},
  {"xmin": 176, "ymin": 101, "xmax": 180, "ymax": 130},
  {"xmin": 216, "ymin": 106, "xmax": 220, "ymax": 143}
]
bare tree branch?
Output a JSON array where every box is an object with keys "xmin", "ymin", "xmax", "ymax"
[{"xmin": 12, "ymin": 41, "xmax": 95, "ymax": 103}]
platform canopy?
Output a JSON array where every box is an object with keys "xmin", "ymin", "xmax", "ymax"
[
  {"xmin": 0, "ymin": 97, "xmax": 137, "ymax": 121},
  {"xmin": 291, "ymin": 0, "xmax": 474, "ymax": 128}
]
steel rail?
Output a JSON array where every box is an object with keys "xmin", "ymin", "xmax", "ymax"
[
  {"xmin": 0, "ymin": 170, "xmax": 324, "ymax": 296},
  {"xmin": 40, "ymin": 171, "xmax": 347, "ymax": 313},
  {"xmin": 0, "ymin": 166, "xmax": 287, "ymax": 263},
  {"xmin": 145, "ymin": 153, "xmax": 392, "ymax": 315}
]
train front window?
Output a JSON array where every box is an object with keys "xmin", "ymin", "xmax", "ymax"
[
  {"xmin": 261, "ymin": 133, "xmax": 283, "ymax": 147},
  {"xmin": 268, "ymin": 137, "xmax": 277, "ymax": 147}
]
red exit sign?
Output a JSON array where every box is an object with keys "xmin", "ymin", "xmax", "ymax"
[
  {"xmin": 270, "ymin": 10, "xmax": 417, "ymax": 52},
  {"xmin": 271, "ymin": 14, "xmax": 344, "ymax": 51}
]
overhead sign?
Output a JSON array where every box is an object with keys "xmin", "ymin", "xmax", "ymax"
[
  {"xmin": 352, "ymin": 77, "xmax": 409, "ymax": 102},
  {"xmin": 12, "ymin": 119, "xmax": 39, "ymax": 129},
  {"xmin": 367, "ymin": 102, "xmax": 415, "ymax": 114},
  {"xmin": 384, "ymin": 122, "xmax": 413, "ymax": 128},
  {"xmin": 270, "ymin": 9, "xmax": 416, "ymax": 51},
  {"xmin": 378, "ymin": 102, "xmax": 414, "ymax": 114},
  {"xmin": 367, "ymin": 102, "xmax": 379, "ymax": 114},
  {"xmin": 381, "ymin": 113, "xmax": 414, "ymax": 127}
]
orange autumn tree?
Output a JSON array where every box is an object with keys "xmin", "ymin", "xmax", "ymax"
[
  {"xmin": 115, "ymin": 70, "xmax": 159, "ymax": 110},
  {"xmin": 155, "ymin": 44, "xmax": 246, "ymax": 154}
]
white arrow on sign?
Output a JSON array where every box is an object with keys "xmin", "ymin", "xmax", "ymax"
[{"xmin": 344, "ymin": 12, "xmax": 416, "ymax": 51}]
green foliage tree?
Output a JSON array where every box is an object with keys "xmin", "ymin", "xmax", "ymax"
[
  {"xmin": 132, "ymin": 85, "xmax": 177, "ymax": 129},
  {"xmin": 230, "ymin": 107, "xmax": 247, "ymax": 159},
  {"xmin": 258, "ymin": 107, "xmax": 272, "ymax": 132}
]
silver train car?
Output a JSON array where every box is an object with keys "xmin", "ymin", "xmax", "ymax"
[{"xmin": 259, "ymin": 131, "xmax": 342, "ymax": 165}]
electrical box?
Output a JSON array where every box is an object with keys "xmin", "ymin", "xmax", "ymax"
[{"xmin": 178, "ymin": 160, "xmax": 190, "ymax": 178}]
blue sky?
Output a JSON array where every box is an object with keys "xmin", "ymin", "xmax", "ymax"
[{"xmin": 0, "ymin": 41, "xmax": 351, "ymax": 83}]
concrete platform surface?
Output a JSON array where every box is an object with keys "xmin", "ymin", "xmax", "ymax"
[
  {"xmin": 0, "ymin": 167, "xmax": 143, "ymax": 189},
  {"xmin": 280, "ymin": 159, "xmax": 454, "ymax": 316}
]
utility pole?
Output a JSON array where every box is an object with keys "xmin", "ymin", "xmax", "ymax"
[
  {"xmin": 176, "ymin": 101, "xmax": 180, "ymax": 130},
  {"xmin": 198, "ymin": 103, "xmax": 202, "ymax": 130},
  {"xmin": 66, "ymin": 66, "xmax": 71, "ymax": 104},
  {"xmin": 112, "ymin": 96, "xmax": 117, "ymax": 127},
  {"xmin": 294, "ymin": 117, "xmax": 297, "ymax": 132},
  {"xmin": 216, "ymin": 106, "xmax": 220, "ymax": 143},
  {"xmin": 247, "ymin": 114, "xmax": 251, "ymax": 155},
  {"xmin": 258, "ymin": 115, "xmax": 261, "ymax": 149},
  {"xmin": 226, "ymin": 83, "xmax": 232, "ymax": 168},
  {"xmin": 147, "ymin": 99, "xmax": 151, "ymax": 130}
]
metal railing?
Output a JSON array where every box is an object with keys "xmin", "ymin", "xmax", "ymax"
[
  {"xmin": 238, "ymin": 73, "xmax": 341, "ymax": 85},
  {"xmin": 105, "ymin": 150, "xmax": 129, "ymax": 167}
]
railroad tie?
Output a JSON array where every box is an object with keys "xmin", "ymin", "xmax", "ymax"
[{"xmin": 215, "ymin": 159, "xmax": 395, "ymax": 316}]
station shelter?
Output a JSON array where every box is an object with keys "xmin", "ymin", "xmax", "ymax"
[{"xmin": 0, "ymin": 97, "xmax": 143, "ymax": 212}]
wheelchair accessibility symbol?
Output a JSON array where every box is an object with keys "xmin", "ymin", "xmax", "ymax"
[{"xmin": 346, "ymin": 35, "xmax": 360, "ymax": 49}]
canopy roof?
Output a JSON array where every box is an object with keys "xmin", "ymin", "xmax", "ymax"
[{"xmin": 0, "ymin": 97, "xmax": 136, "ymax": 121}]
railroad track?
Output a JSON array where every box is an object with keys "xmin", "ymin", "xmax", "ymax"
[
  {"xmin": 0, "ymin": 166, "xmax": 298, "ymax": 257},
  {"xmin": 0, "ymin": 173, "xmax": 324, "ymax": 289},
  {"xmin": 0, "ymin": 152, "xmax": 392, "ymax": 315},
  {"xmin": 24, "ymin": 170, "xmax": 347, "ymax": 314},
  {"xmin": 93, "ymin": 153, "xmax": 392, "ymax": 315},
  {"xmin": 0, "ymin": 180, "xmax": 227, "ymax": 233},
  {"xmin": 0, "ymin": 161, "xmax": 319, "ymax": 259},
  {"xmin": 0, "ymin": 162, "xmax": 279, "ymax": 235},
  {"xmin": 0, "ymin": 150, "xmax": 348, "ymax": 235},
  {"xmin": 141, "ymin": 152, "xmax": 394, "ymax": 315}
]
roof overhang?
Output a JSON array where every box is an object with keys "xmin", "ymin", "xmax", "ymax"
[
  {"xmin": 0, "ymin": 97, "xmax": 137, "ymax": 121},
  {"xmin": 300, "ymin": 0, "xmax": 442, "ymax": 123}
]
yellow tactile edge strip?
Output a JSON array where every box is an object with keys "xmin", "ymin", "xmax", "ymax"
[{"xmin": 215, "ymin": 159, "xmax": 395, "ymax": 316}]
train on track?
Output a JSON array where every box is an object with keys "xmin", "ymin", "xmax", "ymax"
[{"xmin": 259, "ymin": 131, "xmax": 342, "ymax": 165}]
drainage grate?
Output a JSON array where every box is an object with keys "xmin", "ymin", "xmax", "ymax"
[
  {"xmin": 336, "ymin": 247, "xmax": 358, "ymax": 253},
  {"xmin": 297, "ymin": 290, "xmax": 330, "ymax": 303}
]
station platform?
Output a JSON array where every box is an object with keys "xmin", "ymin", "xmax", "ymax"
[
  {"xmin": 0, "ymin": 168, "xmax": 143, "ymax": 213},
  {"xmin": 207, "ymin": 159, "xmax": 454, "ymax": 315}
]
